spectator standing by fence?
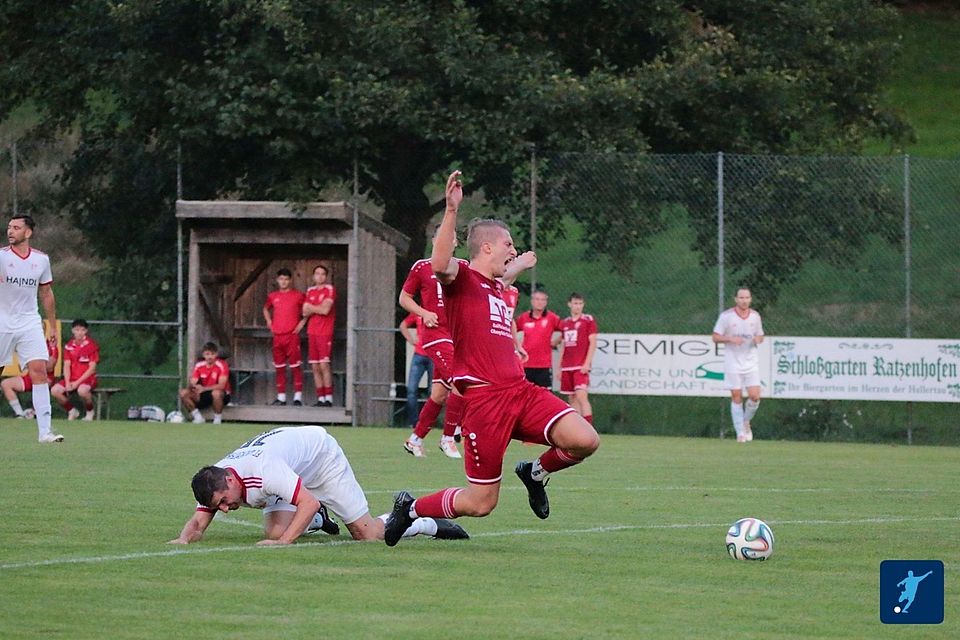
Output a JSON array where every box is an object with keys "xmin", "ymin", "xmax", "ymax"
[
  {"xmin": 399, "ymin": 313, "xmax": 434, "ymax": 429},
  {"xmin": 515, "ymin": 290, "xmax": 562, "ymax": 389},
  {"xmin": 558, "ymin": 293, "xmax": 597, "ymax": 425}
]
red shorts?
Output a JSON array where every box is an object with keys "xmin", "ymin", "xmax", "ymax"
[
  {"xmin": 21, "ymin": 373, "xmax": 56, "ymax": 392},
  {"xmin": 272, "ymin": 333, "xmax": 302, "ymax": 367},
  {"xmin": 459, "ymin": 379, "xmax": 576, "ymax": 484},
  {"xmin": 560, "ymin": 370, "xmax": 590, "ymax": 395},
  {"xmin": 424, "ymin": 341, "xmax": 455, "ymax": 388},
  {"xmin": 308, "ymin": 334, "xmax": 333, "ymax": 363},
  {"xmin": 55, "ymin": 375, "xmax": 98, "ymax": 391}
]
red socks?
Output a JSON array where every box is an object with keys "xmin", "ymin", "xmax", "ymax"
[
  {"xmin": 412, "ymin": 488, "xmax": 463, "ymax": 519},
  {"xmin": 413, "ymin": 399, "xmax": 443, "ymax": 439},
  {"xmin": 538, "ymin": 447, "xmax": 585, "ymax": 473},
  {"xmin": 443, "ymin": 393, "xmax": 465, "ymax": 437}
]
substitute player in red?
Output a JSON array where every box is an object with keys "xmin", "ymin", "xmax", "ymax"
[
  {"xmin": 399, "ymin": 225, "xmax": 469, "ymax": 459},
  {"xmin": 384, "ymin": 170, "xmax": 599, "ymax": 546},
  {"xmin": 263, "ymin": 268, "xmax": 306, "ymax": 406},
  {"xmin": 557, "ymin": 293, "xmax": 598, "ymax": 424},
  {"xmin": 51, "ymin": 318, "xmax": 99, "ymax": 421},
  {"xmin": 303, "ymin": 264, "xmax": 336, "ymax": 407},
  {"xmin": 179, "ymin": 341, "xmax": 231, "ymax": 425},
  {"xmin": 515, "ymin": 289, "xmax": 562, "ymax": 389},
  {"xmin": 2, "ymin": 335, "xmax": 57, "ymax": 419}
]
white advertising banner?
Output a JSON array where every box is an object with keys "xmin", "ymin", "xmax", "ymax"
[
  {"xmin": 588, "ymin": 334, "xmax": 771, "ymax": 398},
  {"xmin": 587, "ymin": 334, "xmax": 960, "ymax": 403},
  {"xmin": 768, "ymin": 336, "xmax": 960, "ymax": 403}
]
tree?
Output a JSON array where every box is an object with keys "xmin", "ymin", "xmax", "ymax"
[{"xmin": 0, "ymin": 0, "xmax": 909, "ymax": 315}]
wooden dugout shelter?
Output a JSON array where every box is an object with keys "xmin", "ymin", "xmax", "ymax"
[{"xmin": 176, "ymin": 200, "xmax": 409, "ymax": 425}]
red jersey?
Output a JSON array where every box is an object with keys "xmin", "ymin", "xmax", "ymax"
[
  {"xmin": 516, "ymin": 309, "xmax": 562, "ymax": 369},
  {"xmin": 63, "ymin": 336, "xmax": 99, "ymax": 381},
  {"xmin": 402, "ymin": 313, "xmax": 427, "ymax": 356},
  {"xmin": 305, "ymin": 284, "xmax": 336, "ymax": 337},
  {"xmin": 191, "ymin": 358, "xmax": 232, "ymax": 394},
  {"xmin": 265, "ymin": 289, "xmax": 305, "ymax": 335},
  {"xmin": 502, "ymin": 285, "xmax": 520, "ymax": 321},
  {"xmin": 401, "ymin": 258, "xmax": 469, "ymax": 349},
  {"xmin": 443, "ymin": 265, "xmax": 524, "ymax": 389},
  {"xmin": 560, "ymin": 315, "xmax": 598, "ymax": 370}
]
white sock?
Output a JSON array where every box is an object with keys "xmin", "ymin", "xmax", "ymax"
[
  {"xmin": 277, "ymin": 393, "xmax": 286, "ymax": 402},
  {"xmin": 531, "ymin": 459, "xmax": 549, "ymax": 482},
  {"xmin": 32, "ymin": 383, "xmax": 53, "ymax": 437},
  {"xmin": 377, "ymin": 513, "xmax": 431, "ymax": 538},
  {"xmin": 744, "ymin": 399, "xmax": 760, "ymax": 423},
  {"xmin": 730, "ymin": 402, "xmax": 745, "ymax": 437},
  {"xmin": 324, "ymin": 394, "xmax": 332, "ymax": 402},
  {"xmin": 213, "ymin": 413, "xmax": 222, "ymax": 424},
  {"xmin": 191, "ymin": 408, "xmax": 202, "ymax": 419},
  {"xmin": 293, "ymin": 391, "xmax": 302, "ymax": 401},
  {"xmin": 9, "ymin": 399, "xmax": 25, "ymax": 417}
]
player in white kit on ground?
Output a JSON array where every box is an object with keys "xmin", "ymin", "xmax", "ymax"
[
  {"xmin": 1, "ymin": 215, "xmax": 63, "ymax": 443},
  {"xmin": 169, "ymin": 425, "xmax": 469, "ymax": 545},
  {"xmin": 712, "ymin": 287, "xmax": 765, "ymax": 442}
]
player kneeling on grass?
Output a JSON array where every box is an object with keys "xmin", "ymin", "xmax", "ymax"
[{"xmin": 168, "ymin": 425, "xmax": 469, "ymax": 545}]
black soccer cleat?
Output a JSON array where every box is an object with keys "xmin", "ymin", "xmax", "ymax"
[
  {"xmin": 432, "ymin": 518, "xmax": 469, "ymax": 540},
  {"xmin": 515, "ymin": 460, "xmax": 550, "ymax": 519},
  {"xmin": 293, "ymin": 399, "xmax": 303, "ymax": 407},
  {"xmin": 305, "ymin": 503, "xmax": 340, "ymax": 536},
  {"xmin": 384, "ymin": 491, "xmax": 415, "ymax": 547},
  {"xmin": 270, "ymin": 398, "xmax": 285, "ymax": 406}
]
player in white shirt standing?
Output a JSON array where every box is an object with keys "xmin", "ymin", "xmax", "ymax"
[
  {"xmin": 1, "ymin": 215, "xmax": 63, "ymax": 443},
  {"xmin": 712, "ymin": 287, "xmax": 765, "ymax": 443},
  {"xmin": 169, "ymin": 425, "xmax": 469, "ymax": 544}
]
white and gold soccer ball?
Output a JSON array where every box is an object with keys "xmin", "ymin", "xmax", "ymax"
[
  {"xmin": 166, "ymin": 410, "xmax": 185, "ymax": 424},
  {"xmin": 726, "ymin": 517, "xmax": 774, "ymax": 561}
]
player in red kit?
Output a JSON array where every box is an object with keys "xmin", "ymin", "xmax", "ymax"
[
  {"xmin": 3, "ymin": 336, "xmax": 58, "ymax": 418},
  {"xmin": 515, "ymin": 289, "xmax": 562, "ymax": 388},
  {"xmin": 303, "ymin": 265, "xmax": 336, "ymax": 407},
  {"xmin": 51, "ymin": 318, "xmax": 99, "ymax": 421},
  {"xmin": 179, "ymin": 342, "xmax": 231, "ymax": 424},
  {"xmin": 263, "ymin": 268, "xmax": 306, "ymax": 406},
  {"xmin": 558, "ymin": 293, "xmax": 598, "ymax": 424},
  {"xmin": 384, "ymin": 170, "xmax": 599, "ymax": 546},
  {"xmin": 399, "ymin": 225, "xmax": 469, "ymax": 459}
]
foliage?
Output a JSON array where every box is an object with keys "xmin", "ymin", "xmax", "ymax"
[{"xmin": 0, "ymin": 0, "xmax": 910, "ymax": 310}]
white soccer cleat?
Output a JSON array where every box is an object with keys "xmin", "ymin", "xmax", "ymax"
[
  {"xmin": 23, "ymin": 408, "xmax": 36, "ymax": 420},
  {"xmin": 744, "ymin": 421, "xmax": 753, "ymax": 442},
  {"xmin": 39, "ymin": 433, "xmax": 65, "ymax": 443},
  {"xmin": 83, "ymin": 411, "xmax": 94, "ymax": 422},
  {"xmin": 439, "ymin": 438, "xmax": 462, "ymax": 459},
  {"xmin": 403, "ymin": 438, "xmax": 426, "ymax": 458},
  {"xmin": 67, "ymin": 408, "xmax": 80, "ymax": 421},
  {"xmin": 212, "ymin": 415, "xmax": 222, "ymax": 425},
  {"xmin": 192, "ymin": 413, "xmax": 206, "ymax": 424}
]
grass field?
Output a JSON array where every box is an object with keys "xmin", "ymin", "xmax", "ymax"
[{"xmin": 1, "ymin": 420, "xmax": 957, "ymax": 639}]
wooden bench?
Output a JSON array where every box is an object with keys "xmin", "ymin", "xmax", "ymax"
[{"xmin": 93, "ymin": 387, "xmax": 127, "ymax": 420}]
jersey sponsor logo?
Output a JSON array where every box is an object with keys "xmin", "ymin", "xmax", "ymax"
[
  {"xmin": 5, "ymin": 275, "xmax": 39, "ymax": 286},
  {"xmin": 488, "ymin": 294, "xmax": 510, "ymax": 325},
  {"xmin": 564, "ymin": 329, "xmax": 579, "ymax": 345}
]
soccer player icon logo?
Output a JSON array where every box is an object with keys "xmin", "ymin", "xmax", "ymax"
[
  {"xmin": 895, "ymin": 570, "xmax": 932, "ymax": 614},
  {"xmin": 879, "ymin": 560, "xmax": 943, "ymax": 624}
]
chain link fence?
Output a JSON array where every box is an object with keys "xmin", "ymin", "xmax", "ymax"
[{"xmin": 4, "ymin": 141, "xmax": 959, "ymax": 440}]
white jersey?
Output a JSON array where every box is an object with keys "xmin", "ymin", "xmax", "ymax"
[
  {"xmin": 713, "ymin": 307, "xmax": 764, "ymax": 374},
  {"xmin": 196, "ymin": 425, "xmax": 369, "ymax": 523},
  {"xmin": 0, "ymin": 246, "xmax": 53, "ymax": 333}
]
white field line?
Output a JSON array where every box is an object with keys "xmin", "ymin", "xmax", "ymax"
[
  {"xmin": 2, "ymin": 515, "xmax": 958, "ymax": 572},
  {"xmin": 363, "ymin": 486, "xmax": 956, "ymax": 495}
]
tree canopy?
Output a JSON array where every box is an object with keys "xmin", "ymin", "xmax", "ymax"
[{"xmin": 1, "ymin": 0, "xmax": 909, "ymax": 315}]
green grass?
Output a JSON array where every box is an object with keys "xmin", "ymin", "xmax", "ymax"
[{"xmin": 1, "ymin": 421, "xmax": 957, "ymax": 639}]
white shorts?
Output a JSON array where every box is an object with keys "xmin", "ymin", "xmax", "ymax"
[
  {"xmin": 263, "ymin": 452, "xmax": 369, "ymax": 525},
  {"xmin": 724, "ymin": 369, "xmax": 761, "ymax": 390},
  {"xmin": 0, "ymin": 326, "xmax": 48, "ymax": 368}
]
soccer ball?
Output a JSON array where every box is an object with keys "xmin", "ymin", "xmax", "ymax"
[
  {"xmin": 726, "ymin": 517, "xmax": 774, "ymax": 561},
  {"xmin": 166, "ymin": 410, "xmax": 185, "ymax": 423},
  {"xmin": 23, "ymin": 408, "xmax": 36, "ymax": 419}
]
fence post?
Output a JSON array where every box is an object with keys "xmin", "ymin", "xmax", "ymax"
[
  {"xmin": 348, "ymin": 156, "xmax": 360, "ymax": 427},
  {"xmin": 529, "ymin": 145, "xmax": 538, "ymax": 293},
  {"xmin": 904, "ymin": 154, "xmax": 913, "ymax": 445},
  {"xmin": 176, "ymin": 143, "xmax": 185, "ymax": 410},
  {"xmin": 11, "ymin": 142, "xmax": 17, "ymax": 216},
  {"xmin": 716, "ymin": 151, "xmax": 725, "ymax": 438}
]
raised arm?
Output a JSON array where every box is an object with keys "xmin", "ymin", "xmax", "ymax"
[
  {"xmin": 501, "ymin": 251, "xmax": 537, "ymax": 286},
  {"xmin": 432, "ymin": 170, "xmax": 463, "ymax": 284}
]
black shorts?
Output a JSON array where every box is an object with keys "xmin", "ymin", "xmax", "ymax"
[
  {"xmin": 524, "ymin": 368, "xmax": 553, "ymax": 389},
  {"xmin": 197, "ymin": 390, "xmax": 230, "ymax": 410}
]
